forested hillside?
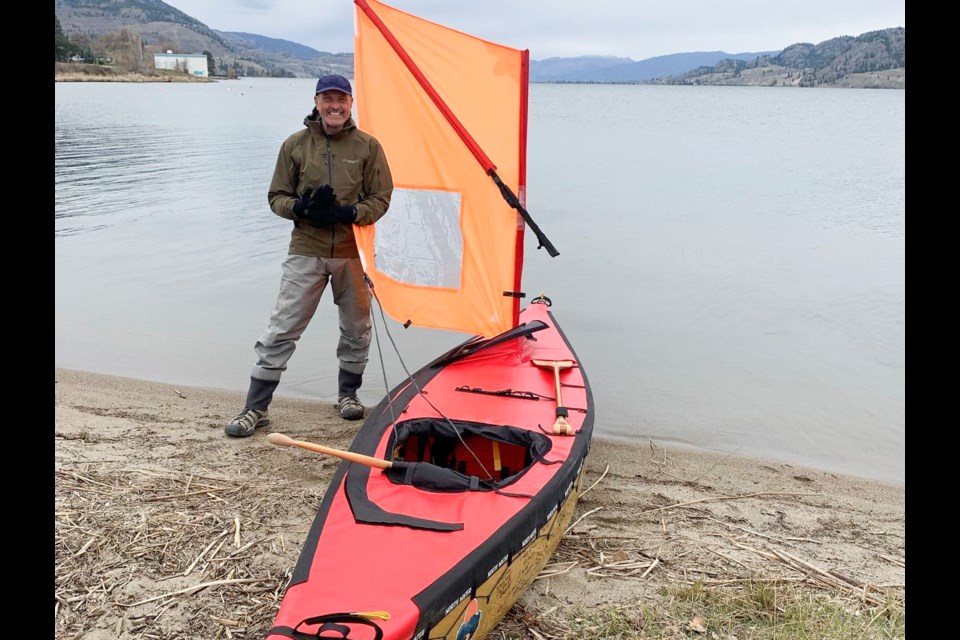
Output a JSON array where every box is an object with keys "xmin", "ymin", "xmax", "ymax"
[
  {"xmin": 657, "ymin": 27, "xmax": 904, "ymax": 88},
  {"xmin": 55, "ymin": 0, "xmax": 351, "ymax": 78}
]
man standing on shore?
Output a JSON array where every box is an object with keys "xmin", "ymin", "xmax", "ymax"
[{"xmin": 225, "ymin": 74, "xmax": 394, "ymax": 437}]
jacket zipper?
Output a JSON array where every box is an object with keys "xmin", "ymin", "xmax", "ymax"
[{"xmin": 325, "ymin": 134, "xmax": 336, "ymax": 257}]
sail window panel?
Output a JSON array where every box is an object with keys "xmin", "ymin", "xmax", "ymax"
[{"xmin": 374, "ymin": 187, "xmax": 463, "ymax": 289}]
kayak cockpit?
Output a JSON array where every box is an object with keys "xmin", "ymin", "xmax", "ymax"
[
  {"xmin": 345, "ymin": 419, "xmax": 554, "ymax": 531},
  {"xmin": 386, "ymin": 418, "xmax": 553, "ymax": 491}
]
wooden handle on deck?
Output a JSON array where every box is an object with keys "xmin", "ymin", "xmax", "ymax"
[{"xmin": 532, "ymin": 359, "xmax": 576, "ymax": 435}]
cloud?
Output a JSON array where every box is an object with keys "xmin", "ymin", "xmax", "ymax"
[{"xmin": 165, "ymin": 0, "xmax": 905, "ymax": 61}]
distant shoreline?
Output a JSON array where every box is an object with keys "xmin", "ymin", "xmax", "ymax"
[
  {"xmin": 55, "ymin": 62, "xmax": 217, "ymax": 83},
  {"xmin": 55, "ymin": 62, "xmax": 904, "ymax": 89}
]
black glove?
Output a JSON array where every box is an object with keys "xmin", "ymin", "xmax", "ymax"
[
  {"xmin": 291, "ymin": 187, "xmax": 314, "ymax": 218},
  {"xmin": 306, "ymin": 202, "xmax": 358, "ymax": 228},
  {"xmin": 306, "ymin": 185, "xmax": 336, "ymax": 212},
  {"xmin": 291, "ymin": 185, "xmax": 336, "ymax": 218},
  {"xmin": 328, "ymin": 203, "xmax": 358, "ymax": 224}
]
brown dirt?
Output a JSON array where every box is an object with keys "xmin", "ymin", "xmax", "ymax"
[{"xmin": 54, "ymin": 368, "xmax": 904, "ymax": 639}]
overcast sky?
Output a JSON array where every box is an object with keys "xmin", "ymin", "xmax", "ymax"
[{"xmin": 163, "ymin": 0, "xmax": 904, "ymax": 62}]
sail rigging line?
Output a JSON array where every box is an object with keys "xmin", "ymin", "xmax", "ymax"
[
  {"xmin": 367, "ymin": 281, "xmax": 403, "ymax": 451},
  {"xmin": 354, "ymin": 0, "xmax": 559, "ymax": 258}
]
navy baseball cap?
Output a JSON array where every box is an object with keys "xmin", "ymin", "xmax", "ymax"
[{"xmin": 315, "ymin": 74, "xmax": 352, "ymax": 95}]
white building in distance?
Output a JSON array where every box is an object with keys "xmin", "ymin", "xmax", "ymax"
[{"xmin": 154, "ymin": 52, "xmax": 209, "ymax": 77}]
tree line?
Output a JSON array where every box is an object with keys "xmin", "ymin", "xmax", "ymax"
[{"xmin": 55, "ymin": 16, "xmax": 86, "ymax": 62}]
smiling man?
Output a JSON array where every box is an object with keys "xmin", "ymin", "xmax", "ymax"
[{"xmin": 225, "ymin": 74, "xmax": 394, "ymax": 437}]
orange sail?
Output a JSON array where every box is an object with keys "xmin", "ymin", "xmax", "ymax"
[{"xmin": 353, "ymin": 0, "xmax": 531, "ymax": 339}]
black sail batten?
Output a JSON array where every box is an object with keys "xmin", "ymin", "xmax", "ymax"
[
  {"xmin": 431, "ymin": 320, "xmax": 549, "ymax": 368},
  {"xmin": 488, "ymin": 169, "xmax": 558, "ymax": 256}
]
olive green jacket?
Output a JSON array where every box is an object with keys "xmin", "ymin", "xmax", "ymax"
[{"xmin": 268, "ymin": 113, "xmax": 393, "ymax": 258}]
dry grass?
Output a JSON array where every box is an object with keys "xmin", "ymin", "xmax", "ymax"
[
  {"xmin": 500, "ymin": 533, "xmax": 905, "ymax": 639},
  {"xmin": 54, "ymin": 459, "xmax": 904, "ymax": 639},
  {"xmin": 55, "ymin": 466, "xmax": 306, "ymax": 638}
]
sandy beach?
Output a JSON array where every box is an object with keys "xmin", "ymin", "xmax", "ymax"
[{"xmin": 54, "ymin": 368, "xmax": 904, "ymax": 638}]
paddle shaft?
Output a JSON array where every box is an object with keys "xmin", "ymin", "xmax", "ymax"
[{"xmin": 267, "ymin": 433, "xmax": 393, "ymax": 469}]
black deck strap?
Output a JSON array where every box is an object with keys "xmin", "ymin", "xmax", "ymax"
[
  {"xmin": 454, "ymin": 386, "xmax": 548, "ymax": 401},
  {"xmin": 267, "ymin": 613, "xmax": 384, "ymax": 640},
  {"xmin": 492, "ymin": 486, "xmax": 535, "ymax": 498},
  {"xmin": 318, "ymin": 622, "xmax": 351, "ymax": 637}
]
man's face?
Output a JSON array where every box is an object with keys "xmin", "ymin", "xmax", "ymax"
[{"xmin": 316, "ymin": 90, "xmax": 353, "ymax": 130}]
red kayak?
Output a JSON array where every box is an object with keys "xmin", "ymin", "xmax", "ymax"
[{"xmin": 265, "ymin": 299, "xmax": 592, "ymax": 639}]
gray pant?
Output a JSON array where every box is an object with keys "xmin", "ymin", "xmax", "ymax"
[{"xmin": 250, "ymin": 254, "xmax": 371, "ymax": 382}]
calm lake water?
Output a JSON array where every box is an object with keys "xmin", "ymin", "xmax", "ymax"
[{"xmin": 54, "ymin": 78, "xmax": 905, "ymax": 485}]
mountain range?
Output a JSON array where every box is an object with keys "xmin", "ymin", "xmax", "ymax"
[{"xmin": 55, "ymin": 0, "xmax": 904, "ymax": 87}]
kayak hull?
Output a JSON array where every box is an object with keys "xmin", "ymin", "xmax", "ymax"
[
  {"xmin": 425, "ymin": 466, "xmax": 584, "ymax": 639},
  {"xmin": 265, "ymin": 301, "xmax": 593, "ymax": 640}
]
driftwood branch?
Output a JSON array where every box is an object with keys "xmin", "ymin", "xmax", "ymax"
[
  {"xmin": 765, "ymin": 547, "xmax": 892, "ymax": 606},
  {"xmin": 581, "ymin": 464, "xmax": 610, "ymax": 497},
  {"xmin": 564, "ymin": 506, "xmax": 602, "ymax": 535},
  {"xmin": 640, "ymin": 491, "xmax": 821, "ymax": 515},
  {"xmin": 119, "ymin": 577, "xmax": 267, "ymax": 607}
]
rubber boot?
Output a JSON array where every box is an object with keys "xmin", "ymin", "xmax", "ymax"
[
  {"xmin": 337, "ymin": 368, "xmax": 364, "ymax": 420},
  {"xmin": 245, "ymin": 376, "xmax": 279, "ymax": 411},
  {"xmin": 338, "ymin": 368, "xmax": 363, "ymax": 397},
  {"xmin": 224, "ymin": 377, "xmax": 279, "ymax": 437}
]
